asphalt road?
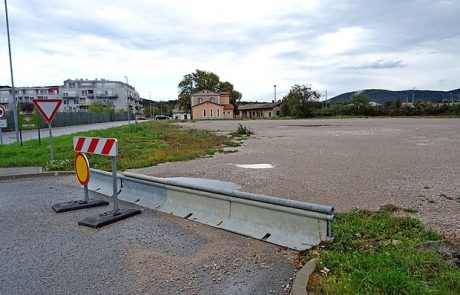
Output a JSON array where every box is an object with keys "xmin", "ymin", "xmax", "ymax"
[
  {"xmin": 1, "ymin": 120, "xmax": 136, "ymax": 145},
  {"xmin": 131, "ymin": 118, "xmax": 460, "ymax": 242},
  {"xmin": 0, "ymin": 175, "xmax": 296, "ymax": 295}
]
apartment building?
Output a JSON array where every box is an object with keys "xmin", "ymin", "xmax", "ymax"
[
  {"xmin": 0, "ymin": 79, "xmax": 143, "ymax": 117},
  {"xmin": 0, "ymin": 85, "xmax": 60, "ymax": 106}
]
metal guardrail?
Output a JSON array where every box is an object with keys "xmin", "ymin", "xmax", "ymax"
[{"xmin": 88, "ymin": 169, "xmax": 335, "ymax": 250}]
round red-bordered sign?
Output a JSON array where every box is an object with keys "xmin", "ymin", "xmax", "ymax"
[
  {"xmin": 74, "ymin": 152, "xmax": 90, "ymax": 185},
  {"xmin": 0, "ymin": 105, "xmax": 5, "ymax": 119}
]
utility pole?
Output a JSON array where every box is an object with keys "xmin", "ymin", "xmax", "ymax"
[
  {"xmin": 124, "ymin": 76, "xmax": 130, "ymax": 124},
  {"xmin": 325, "ymin": 89, "xmax": 328, "ymax": 108},
  {"xmin": 149, "ymin": 91, "xmax": 152, "ymax": 118},
  {"xmin": 4, "ymin": 0, "xmax": 19, "ymax": 142}
]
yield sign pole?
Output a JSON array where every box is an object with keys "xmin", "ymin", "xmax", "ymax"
[{"xmin": 32, "ymin": 99, "xmax": 62, "ymax": 160}]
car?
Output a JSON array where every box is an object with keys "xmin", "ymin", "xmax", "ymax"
[{"xmin": 155, "ymin": 115, "xmax": 170, "ymax": 120}]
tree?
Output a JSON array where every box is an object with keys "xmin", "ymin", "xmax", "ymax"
[
  {"xmin": 176, "ymin": 69, "xmax": 241, "ymax": 112},
  {"xmin": 280, "ymin": 84, "xmax": 320, "ymax": 117},
  {"xmin": 349, "ymin": 94, "xmax": 370, "ymax": 116},
  {"xmin": 89, "ymin": 101, "xmax": 115, "ymax": 113}
]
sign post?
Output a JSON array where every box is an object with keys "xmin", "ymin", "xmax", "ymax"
[
  {"xmin": 53, "ymin": 136, "xmax": 141, "ymax": 227},
  {"xmin": 0, "ymin": 105, "xmax": 6, "ymax": 144},
  {"xmin": 52, "ymin": 151, "xmax": 109, "ymax": 213},
  {"xmin": 32, "ymin": 99, "xmax": 62, "ymax": 160},
  {"xmin": 73, "ymin": 137, "xmax": 141, "ymax": 228}
]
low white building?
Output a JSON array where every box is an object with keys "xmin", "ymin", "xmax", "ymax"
[{"xmin": 172, "ymin": 108, "xmax": 191, "ymax": 120}]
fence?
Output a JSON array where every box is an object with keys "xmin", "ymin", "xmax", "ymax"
[{"xmin": 4, "ymin": 111, "xmax": 133, "ymax": 131}]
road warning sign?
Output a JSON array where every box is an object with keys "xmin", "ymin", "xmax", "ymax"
[
  {"xmin": 75, "ymin": 152, "xmax": 90, "ymax": 185},
  {"xmin": 32, "ymin": 99, "xmax": 62, "ymax": 124},
  {"xmin": 0, "ymin": 105, "xmax": 5, "ymax": 119}
]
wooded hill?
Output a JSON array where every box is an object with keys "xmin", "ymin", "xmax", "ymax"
[{"xmin": 328, "ymin": 88, "xmax": 460, "ymax": 104}]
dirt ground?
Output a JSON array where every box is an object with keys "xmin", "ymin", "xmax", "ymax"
[{"xmin": 129, "ymin": 118, "xmax": 460, "ymax": 242}]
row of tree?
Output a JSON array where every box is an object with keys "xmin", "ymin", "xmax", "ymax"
[{"xmin": 175, "ymin": 70, "xmax": 460, "ymax": 117}]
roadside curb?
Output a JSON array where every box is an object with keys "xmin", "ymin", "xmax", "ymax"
[
  {"xmin": 291, "ymin": 258, "xmax": 316, "ymax": 295},
  {"xmin": 0, "ymin": 171, "xmax": 74, "ymax": 181}
]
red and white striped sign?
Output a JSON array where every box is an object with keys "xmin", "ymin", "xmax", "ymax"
[{"xmin": 73, "ymin": 137, "xmax": 118, "ymax": 156}]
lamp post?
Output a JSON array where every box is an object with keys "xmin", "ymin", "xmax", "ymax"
[
  {"xmin": 4, "ymin": 0, "xmax": 19, "ymax": 142},
  {"xmin": 149, "ymin": 91, "xmax": 153, "ymax": 118},
  {"xmin": 124, "ymin": 76, "xmax": 130, "ymax": 124}
]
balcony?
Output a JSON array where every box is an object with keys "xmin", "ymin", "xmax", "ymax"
[{"xmin": 96, "ymin": 94, "xmax": 118, "ymax": 99}]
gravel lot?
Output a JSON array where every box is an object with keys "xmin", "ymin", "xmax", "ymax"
[
  {"xmin": 129, "ymin": 118, "xmax": 460, "ymax": 242},
  {"xmin": 0, "ymin": 176, "xmax": 296, "ymax": 295}
]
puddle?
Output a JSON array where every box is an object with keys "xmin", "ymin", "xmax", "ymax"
[{"xmin": 235, "ymin": 164, "xmax": 274, "ymax": 169}]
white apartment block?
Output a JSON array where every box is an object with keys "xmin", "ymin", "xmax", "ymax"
[{"xmin": 0, "ymin": 78, "xmax": 143, "ymax": 116}]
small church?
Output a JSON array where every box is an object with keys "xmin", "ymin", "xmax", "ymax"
[{"xmin": 191, "ymin": 90, "xmax": 234, "ymax": 119}]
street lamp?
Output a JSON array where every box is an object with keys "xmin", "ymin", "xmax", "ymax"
[
  {"xmin": 4, "ymin": 0, "xmax": 19, "ymax": 142},
  {"xmin": 124, "ymin": 76, "xmax": 130, "ymax": 125},
  {"xmin": 149, "ymin": 91, "xmax": 152, "ymax": 118}
]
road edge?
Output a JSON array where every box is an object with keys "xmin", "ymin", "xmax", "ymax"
[
  {"xmin": 0, "ymin": 171, "xmax": 74, "ymax": 180},
  {"xmin": 291, "ymin": 258, "xmax": 316, "ymax": 295}
]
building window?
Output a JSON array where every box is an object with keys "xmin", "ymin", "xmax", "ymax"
[
  {"xmin": 203, "ymin": 109, "xmax": 206, "ymax": 117},
  {"xmin": 198, "ymin": 98, "xmax": 203, "ymax": 104},
  {"xmin": 217, "ymin": 109, "xmax": 220, "ymax": 117},
  {"xmin": 210, "ymin": 109, "xmax": 213, "ymax": 117},
  {"xmin": 269, "ymin": 112, "xmax": 272, "ymax": 117},
  {"xmin": 210, "ymin": 97, "xmax": 215, "ymax": 103},
  {"xmin": 74, "ymin": 99, "xmax": 79, "ymax": 104}
]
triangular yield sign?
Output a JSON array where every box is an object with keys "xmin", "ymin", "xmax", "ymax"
[{"xmin": 32, "ymin": 99, "xmax": 63, "ymax": 124}]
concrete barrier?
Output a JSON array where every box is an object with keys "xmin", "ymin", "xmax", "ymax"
[{"xmin": 88, "ymin": 169, "xmax": 334, "ymax": 250}]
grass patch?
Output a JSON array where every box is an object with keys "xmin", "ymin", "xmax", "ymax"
[
  {"xmin": 0, "ymin": 121, "xmax": 233, "ymax": 171},
  {"xmin": 230, "ymin": 123, "xmax": 253, "ymax": 137},
  {"xmin": 403, "ymin": 207, "xmax": 419, "ymax": 213},
  {"xmin": 380, "ymin": 203, "xmax": 399, "ymax": 213},
  {"xmin": 304, "ymin": 209, "xmax": 460, "ymax": 295}
]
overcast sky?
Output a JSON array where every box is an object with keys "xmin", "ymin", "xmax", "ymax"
[{"xmin": 1, "ymin": 0, "xmax": 459, "ymax": 101}]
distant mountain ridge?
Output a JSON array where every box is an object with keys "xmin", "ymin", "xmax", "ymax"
[{"xmin": 328, "ymin": 88, "xmax": 460, "ymax": 104}]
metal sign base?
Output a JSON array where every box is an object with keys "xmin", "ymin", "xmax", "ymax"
[
  {"xmin": 77, "ymin": 208, "xmax": 141, "ymax": 228},
  {"xmin": 52, "ymin": 199, "xmax": 109, "ymax": 213}
]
